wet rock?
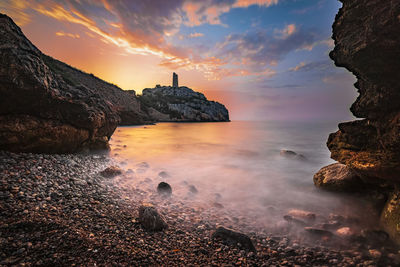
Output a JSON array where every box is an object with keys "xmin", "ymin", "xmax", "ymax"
[
  {"xmin": 313, "ymin": 163, "xmax": 362, "ymax": 192},
  {"xmin": 335, "ymin": 227, "xmax": 355, "ymax": 238},
  {"xmin": 157, "ymin": 182, "xmax": 172, "ymax": 196},
  {"xmin": 188, "ymin": 185, "xmax": 198, "ymax": 194},
  {"xmin": 212, "ymin": 226, "xmax": 256, "ymax": 252},
  {"xmin": 100, "ymin": 166, "xmax": 122, "ymax": 178},
  {"xmin": 280, "ymin": 150, "xmax": 306, "ymax": 160},
  {"xmin": 138, "ymin": 204, "xmax": 167, "ymax": 231},
  {"xmin": 287, "ymin": 209, "xmax": 316, "ymax": 223}
]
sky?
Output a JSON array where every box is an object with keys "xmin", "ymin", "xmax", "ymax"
[{"xmin": 1, "ymin": 0, "xmax": 357, "ymax": 121}]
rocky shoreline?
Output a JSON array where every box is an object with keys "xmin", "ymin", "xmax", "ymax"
[{"xmin": 1, "ymin": 151, "xmax": 399, "ymax": 266}]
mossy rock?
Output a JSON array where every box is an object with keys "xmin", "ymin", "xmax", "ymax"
[{"xmin": 380, "ymin": 187, "xmax": 400, "ymax": 245}]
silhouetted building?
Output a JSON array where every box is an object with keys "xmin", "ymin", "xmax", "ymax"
[{"xmin": 173, "ymin": 72, "xmax": 178, "ymax": 88}]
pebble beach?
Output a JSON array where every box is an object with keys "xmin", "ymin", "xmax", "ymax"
[{"xmin": 1, "ymin": 151, "xmax": 400, "ymax": 266}]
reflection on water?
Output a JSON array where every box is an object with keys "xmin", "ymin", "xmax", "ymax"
[{"xmin": 109, "ymin": 121, "xmax": 378, "ymax": 232}]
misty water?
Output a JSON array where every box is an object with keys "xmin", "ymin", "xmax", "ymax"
[{"xmin": 108, "ymin": 121, "xmax": 378, "ymax": 235}]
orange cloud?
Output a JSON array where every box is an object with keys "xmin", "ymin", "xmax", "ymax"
[
  {"xmin": 234, "ymin": 0, "xmax": 279, "ymax": 8},
  {"xmin": 289, "ymin": 62, "xmax": 306, "ymax": 72},
  {"xmin": 275, "ymin": 24, "xmax": 297, "ymax": 39},
  {"xmin": 0, "ymin": 0, "xmax": 31, "ymax": 25},
  {"xmin": 55, "ymin": 31, "xmax": 80, "ymax": 38},
  {"xmin": 2, "ymin": 0, "xmax": 280, "ymax": 82}
]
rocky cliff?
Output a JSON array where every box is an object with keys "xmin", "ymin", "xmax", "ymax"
[
  {"xmin": 139, "ymin": 86, "xmax": 229, "ymax": 122},
  {"xmin": 322, "ymin": 0, "xmax": 400, "ymax": 243},
  {"xmin": 0, "ymin": 14, "xmax": 146, "ymax": 153}
]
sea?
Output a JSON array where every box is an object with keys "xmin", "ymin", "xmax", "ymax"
[{"xmin": 108, "ymin": 121, "xmax": 378, "ymax": 231}]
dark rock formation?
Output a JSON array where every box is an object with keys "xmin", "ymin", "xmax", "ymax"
[
  {"xmin": 327, "ymin": 1, "xmax": 400, "ymax": 181},
  {"xmin": 138, "ymin": 204, "xmax": 168, "ymax": 231},
  {"xmin": 139, "ymin": 86, "xmax": 229, "ymax": 122},
  {"xmin": 319, "ymin": 1, "xmax": 400, "ymax": 244},
  {"xmin": 212, "ymin": 226, "xmax": 256, "ymax": 252},
  {"xmin": 0, "ymin": 14, "xmax": 146, "ymax": 153},
  {"xmin": 313, "ymin": 163, "xmax": 363, "ymax": 192}
]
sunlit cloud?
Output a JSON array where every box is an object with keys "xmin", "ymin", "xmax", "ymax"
[
  {"xmin": 274, "ymin": 24, "xmax": 297, "ymax": 39},
  {"xmin": 289, "ymin": 62, "xmax": 306, "ymax": 72},
  {"xmin": 0, "ymin": 0, "xmax": 31, "ymax": 25},
  {"xmin": 2, "ymin": 0, "xmax": 282, "ymax": 81},
  {"xmin": 55, "ymin": 31, "xmax": 80, "ymax": 38}
]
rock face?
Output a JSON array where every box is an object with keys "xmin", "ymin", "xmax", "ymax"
[
  {"xmin": 327, "ymin": 1, "xmax": 400, "ymax": 181},
  {"xmin": 139, "ymin": 86, "xmax": 229, "ymax": 122},
  {"xmin": 320, "ymin": 1, "xmax": 400, "ymax": 244},
  {"xmin": 313, "ymin": 163, "xmax": 362, "ymax": 192},
  {"xmin": 0, "ymin": 14, "xmax": 146, "ymax": 153}
]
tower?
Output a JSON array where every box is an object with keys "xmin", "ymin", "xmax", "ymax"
[{"xmin": 172, "ymin": 72, "xmax": 178, "ymax": 88}]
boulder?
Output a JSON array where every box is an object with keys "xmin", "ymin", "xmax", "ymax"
[
  {"xmin": 212, "ymin": 226, "xmax": 256, "ymax": 252},
  {"xmin": 138, "ymin": 204, "xmax": 167, "ymax": 231},
  {"xmin": 157, "ymin": 182, "xmax": 172, "ymax": 196},
  {"xmin": 313, "ymin": 163, "xmax": 362, "ymax": 191}
]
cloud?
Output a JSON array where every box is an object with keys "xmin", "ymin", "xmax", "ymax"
[
  {"xmin": 274, "ymin": 24, "xmax": 297, "ymax": 39},
  {"xmin": 182, "ymin": 0, "xmax": 279, "ymax": 26},
  {"xmin": 55, "ymin": 31, "xmax": 80, "ymax": 38},
  {"xmin": 2, "ymin": 0, "xmax": 280, "ymax": 81},
  {"xmin": 188, "ymin": 32, "xmax": 204, "ymax": 38},
  {"xmin": 0, "ymin": 0, "xmax": 31, "ymax": 25},
  {"xmin": 217, "ymin": 25, "xmax": 318, "ymax": 72},
  {"xmin": 289, "ymin": 60, "xmax": 332, "ymax": 72}
]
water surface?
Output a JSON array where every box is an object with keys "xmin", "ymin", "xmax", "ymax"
[{"xmin": 109, "ymin": 121, "xmax": 376, "ymax": 231}]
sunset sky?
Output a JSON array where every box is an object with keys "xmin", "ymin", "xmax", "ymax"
[{"xmin": 1, "ymin": 0, "xmax": 357, "ymax": 121}]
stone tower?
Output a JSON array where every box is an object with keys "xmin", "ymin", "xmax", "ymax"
[{"xmin": 172, "ymin": 72, "xmax": 178, "ymax": 88}]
